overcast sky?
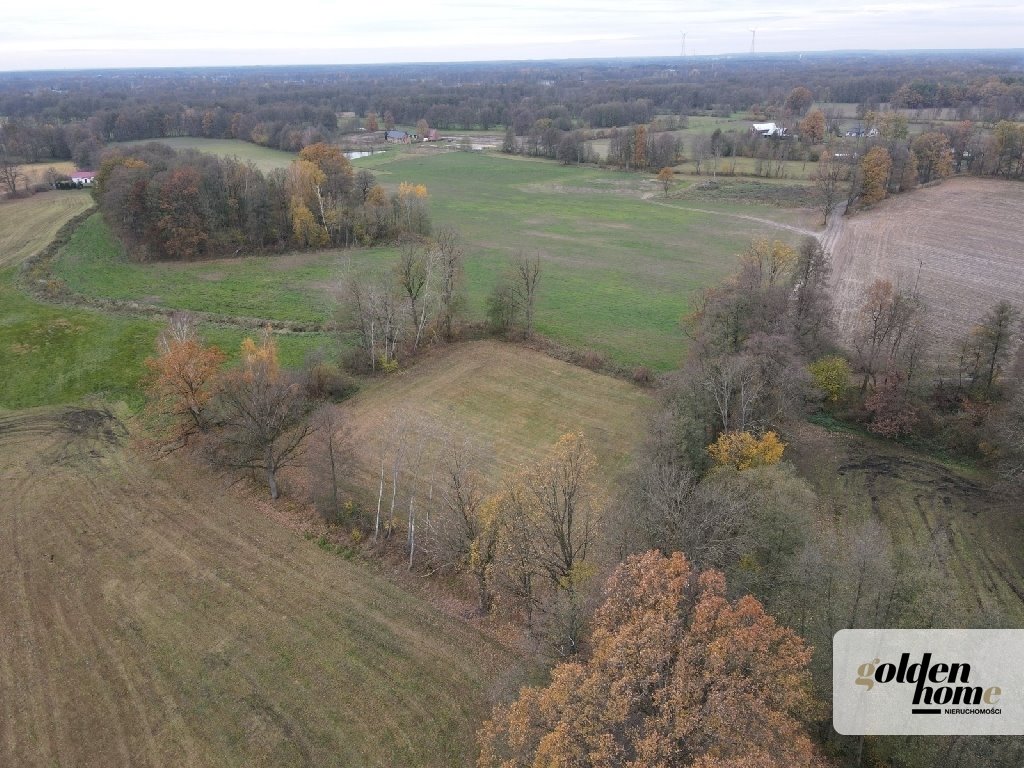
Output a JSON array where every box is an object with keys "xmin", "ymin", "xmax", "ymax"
[{"xmin": 2, "ymin": 1, "xmax": 1023, "ymax": 71}]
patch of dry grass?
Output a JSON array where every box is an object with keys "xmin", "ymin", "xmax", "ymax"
[
  {"xmin": 0, "ymin": 190, "xmax": 93, "ymax": 268},
  {"xmin": 0, "ymin": 405, "xmax": 521, "ymax": 766},
  {"xmin": 337, "ymin": 340, "xmax": 653, "ymax": 494}
]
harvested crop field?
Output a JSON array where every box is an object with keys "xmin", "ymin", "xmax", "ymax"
[
  {"xmin": 0, "ymin": 406, "xmax": 521, "ymax": 767},
  {"xmin": 336, "ymin": 341, "xmax": 653, "ymax": 494},
  {"xmin": 0, "ymin": 190, "xmax": 93, "ymax": 269},
  {"xmin": 830, "ymin": 178, "xmax": 1024, "ymax": 349}
]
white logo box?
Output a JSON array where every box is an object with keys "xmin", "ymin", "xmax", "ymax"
[{"xmin": 833, "ymin": 629, "xmax": 1024, "ymax": 735}]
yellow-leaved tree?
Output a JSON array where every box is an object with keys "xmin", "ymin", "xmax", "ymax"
[
  {"xmin": 143, "ymin": 314, "xmax": 225, "ymax": 452},
  {"xmin": 859, "ymin": 146, "xmax": 891, "ymax": 206},
  {"xmin": 809, "ymin": 355, "xmax": 851, "ymax": 403},
  {"xmin": 707, "ymin": 430, "xmax": 785, "ymax": 470}
]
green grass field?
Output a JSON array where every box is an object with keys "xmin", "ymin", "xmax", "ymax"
[
  {"xmin": 54, "ymin": 151, "xmax": 815, "ymax": 370},
  {"xmin": 0, "ymin": 265, "xmax": 331, "ymax": 410},
  {"xmin": 0, "ymin": 194, "xmax": 333, "ymax": 409},
  {"xmin": 115, "ymin": 137, "xmax": 298, "ymax": 172}
]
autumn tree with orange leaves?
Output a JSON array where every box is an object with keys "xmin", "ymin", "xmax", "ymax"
[
  {"xmin": 143, "ymin": 313, "xmax": 226, "ymax": 452},
  {"xmin": 478, "ymin": 550, "xmax": 825, "ymax": 768}
]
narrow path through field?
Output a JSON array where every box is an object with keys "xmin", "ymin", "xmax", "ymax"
[{"xmin": 643, "ymin": 196, "xmax": 823, "ymax": 240}]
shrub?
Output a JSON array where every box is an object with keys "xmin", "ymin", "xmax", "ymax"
[
  {"xmin": 304, "ymin": 360, "xmax": 357, "ymax": 401},
  {"xmin": 579, "ymin": 349, "xmax": 607, "ymax": 371},
  {"xmin": 631, "ymin": 366, "xmax": 655, "ymax": 387},
  {"xmin": 809, "ymin": 355, "xmax": 851, "ymax": 403}
]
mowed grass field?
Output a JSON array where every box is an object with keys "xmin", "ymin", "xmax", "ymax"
[
  {"xmin": 789, "ymin": 422, "xmax": 1024, "ymax": 624},
  {"xmin": 0, "ymin": 406, "xmax": 522, "ymax": 767},
  {"xmin": 54, "ymin": 150, "xmax": 815, "ymax": 370},
  {"xmin": 335, "ymin": 340, "xmax": 653, "ymax": 494},
  {"xmin": 0, "ymin": 190, "xmax": 92, "ymax": 269},
  {"xmin": 830, "ymin": 177, "xmax": 1024, "ymax": 352},
  {"xmin": 116, "ymin": 137, "xmax": 297, "ymax": 172},
  {"xmin": 0, "ymin": 193, "xmax": 332, "ymax": 410}
]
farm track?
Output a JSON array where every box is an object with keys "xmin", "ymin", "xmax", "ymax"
[
  {"xmin": 0, "ymin": 407, "xmax": 517, "ymax": 767},
  {"xmin": 791, "ymin": 422, "xmax": 1024, "ymax": 623},
  {"xmin": 644, "ymin": 197, "xmax": 823, "ymax": 240}
]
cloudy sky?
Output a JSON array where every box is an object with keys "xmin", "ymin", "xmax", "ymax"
[{"xmin": 2, "ymin": 1, "xmax": 1022, "ymax": 71}]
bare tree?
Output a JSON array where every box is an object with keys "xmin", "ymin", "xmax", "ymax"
[
  {"xmin": 395, "ymin": 239, "xmax": 435, "ymax": 350},
  {"xmin": 700, "ymin": 354, "xmax": 765, "ymax": 433},
  {"xmin": 814, "ymin": 150, "xmax": 849, "ymax": 224},
  {"xmin": 512, "ymin": 251, "xmax": 541, "ymax": 335},
  {"xmin": 433, "ymin": 227, "xmax": 464, "ymax": 341},
  {"xmin": 624, "ymin": 457, "xmax": 749, "ymax": 568},
  {"xmin": 850, "ymin": 278, "xmax": 926, "ymax": 393},
  {"xmin": 309, "ymin": 406, "xmax": 352, "ymax": 523},
  {"xmin": 691, "ymin": 135, "xmax": 709, "ymax": 176},
  {"xmin": 426, "ymin": 439, "xmax": 500, "ymax": 611},
  {"xmin": 339, "ymin": 275, "xmax": 402, "ymax": 372},
  {"xmin": 0, "ymin": 154, "xmax": 26, "ymax": 196},
  {"xmin": 789, "ymin": 237, "xmax": 836, "ymax": 355},
  {"xmin": 206, "ymin": 334, "xmax": 313, "ymax": 500}
]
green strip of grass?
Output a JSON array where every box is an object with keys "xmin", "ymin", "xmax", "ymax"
[
  {"xmin": 0, "ymin": 268, "xmax": 159, "ymax": 409},
  {"xmin": 1, "ymin": 267, "xmax": 333, "ymax": 410}
]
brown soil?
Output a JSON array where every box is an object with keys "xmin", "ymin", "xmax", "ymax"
[{"xmin": 830, "ymin": 177, "xmax": 1024, "ymax": 348}]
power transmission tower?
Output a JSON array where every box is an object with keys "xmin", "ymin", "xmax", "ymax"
[
  {"xmin": 680, "ymin": 31, "xmax": 687, "ymax": 57},
  {"xmin": 750, "ymin": 28, "xmax": 757, "ymax": 54}
]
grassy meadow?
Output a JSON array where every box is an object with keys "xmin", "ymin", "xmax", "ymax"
[
  {"xmin": 0, "ymin": 194, "xmax": 331, "ymax": 410},
  {"xmin": 115, "ymin": 137, "xmax": 298, "ymax": 172},
  {"xmin": 54, "ymin": 150, "xmax": 816, "ymax": 370},
  {"xmin": 338, "ymin": 340, "xmax": 652, "ymax": 495},
  {"xmin": 0, "ymin": 190, "xmax": 93, "ymax": 269}
]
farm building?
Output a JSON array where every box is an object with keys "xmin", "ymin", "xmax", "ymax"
[
  {"xmin": 70, "ymin": 170, "xmax": 96, "ymax": 186},
  {"xmin": 751, "ymin": 122, "xmax": 785, "ymax": 137},
  {"xmin": 385, "ymin": 130, "xmax": 412, "ymax": 143}
]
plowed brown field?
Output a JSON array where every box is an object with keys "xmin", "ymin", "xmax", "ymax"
[
  {"xmin": 830, "ymin": 178, "xmax": 1024, "ymax": 349},
  {"xmin": 0, "ymin": 407, "xmax": 520, "ymax": 767}
]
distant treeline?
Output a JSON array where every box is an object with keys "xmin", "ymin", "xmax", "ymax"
[
  {"xmin": 2, "ymin": 53, "xmax": 1023, "ymax": 165},
  {"xmin": 95, "ymin": 142, "xmax": 430, "ymax": 261}
]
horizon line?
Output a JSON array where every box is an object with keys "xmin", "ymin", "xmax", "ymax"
[{"xmin": 3, "ymin": 46, "xmax": 1023, "ymax": 76}]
